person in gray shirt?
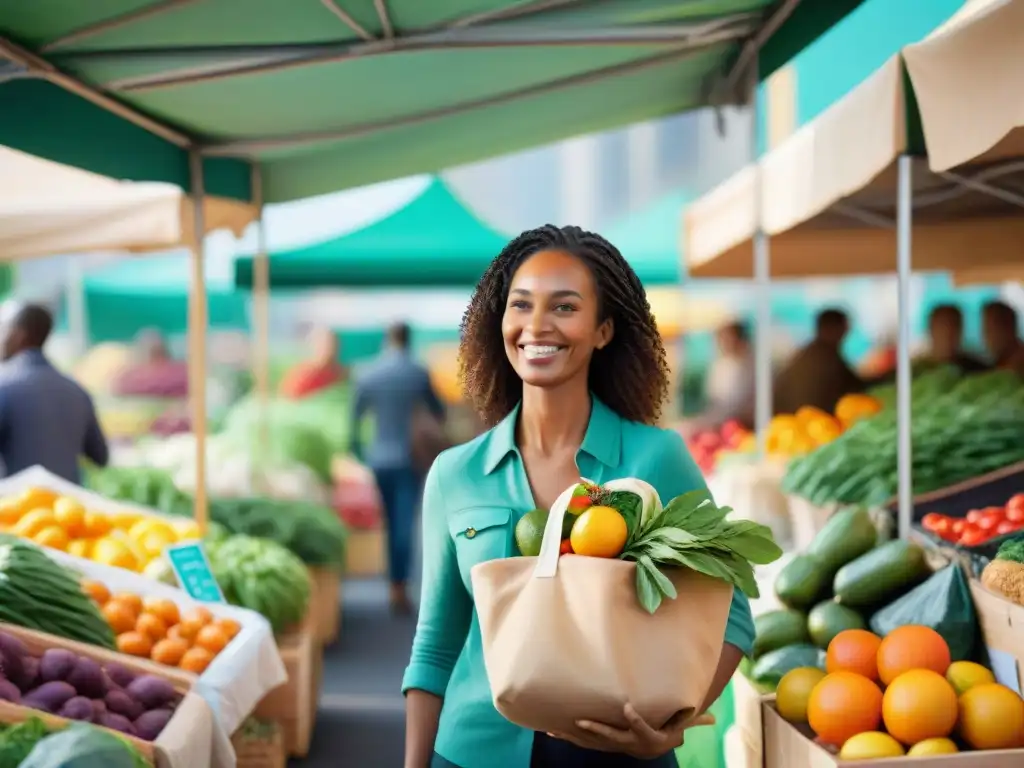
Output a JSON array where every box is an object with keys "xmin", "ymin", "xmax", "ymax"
[
  {"xmin": 0, "ymin": 304, "xmax": 109, "ymax": 483},
  {"xmin": 350, "ymin": 322, "xmax": 446, "ymax": 614}
]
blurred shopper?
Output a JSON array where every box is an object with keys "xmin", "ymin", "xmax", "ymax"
[
  {"xmin": 279, "ymin": 326, "xmax": 348, "ymax": 399},
  {"xmin": 0, "ymin": 303, "xmax": 108, "ymax": 482},
  {"xmin": 982, "ymin": 301, "xmax": 1024, "ymax": 376},
  {"xmin": 112, "ymin": 328, "xmax": 189, "ymax": 397},
  {"xmin": 679, "ymin": 320, "xmax": 755, "ymax": 437},
  {"xmin": 921, "ymin": 304, "xmax": 988, "ymax": 373},
  {"xmin": 350, "ymin": 322, "xmax": 447, "ymax": 614},
  {"xmin": 774, "ymin": 308, "xmax": 864, "ymax": 415}
]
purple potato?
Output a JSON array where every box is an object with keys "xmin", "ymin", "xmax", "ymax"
[
  {"xmin": 23, "ymin": 680, "xmax": 75, "ymax": 711},
  {"xmin": 133, "ymin": 708, "xmax": 173, "ymax": 741},
  {"xmin": 90, "ymin": 698, "xmax": 107, "ymax": 721},
  {"xmin": 67, "ymin": 657, "xmax": 107, "ymax": 698},
  {"xmin": 39, "ymin": 648, "xmax": 77, "ymax": 683},
  {"xmin": 125, "ymin": 675, "xmax": 175, "ymax": 710},
  {"xmin": 99, "ymin": 711, "xmax": 136, "ymax": 736},
  {"xmin": 103, "ymin": 663, "xmax": 135, "ymax": 689},
  {"xmin": 0, "ymin": 634, "xmax": 27, "ymax": 688},
  {"xmin": 58, "ymin": 695, "xmax": 94, "ymax": 721},
  {"xmin": 104, "ymin": 688, "xmax": 143, "ymax": 721},
  {"xmin": 20, "ymin": 656, "xmax": 39, "ymax": 692},
  {"xmin": 0, "ymin": 678, "xmax": 20, "ymax": 703}
]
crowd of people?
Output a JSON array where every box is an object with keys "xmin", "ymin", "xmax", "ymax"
[{"xmin": 684, "ymin": 299, "xmax": 1024, "ymax": 435}]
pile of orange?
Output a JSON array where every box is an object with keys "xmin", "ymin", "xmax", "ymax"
[
  {"xmin": 776, "ymin": 625, "xmax": 1024, "ymax": 758},
  {"xmin": 82, "ymin": 580, "xmax": 240, "ymax": 675}
]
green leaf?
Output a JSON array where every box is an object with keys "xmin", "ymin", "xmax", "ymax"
[
  {"xmin": 638, "ymin": 555, "xmax": 678, "ymax": 601},
  {"xmin": 659, "ymin": 491, "xmax": 727, "ymax": 533},
  {"xmin": 605, "ymin": 490, "xmax": 644, "ymax": 540},
  {"xmin": 717, "ymin": 521, "xmax": 784, "ymax": 565},
  {"xmin": 671, "ymin": 550, "xmax": 738, "ymax": 583},
  {"xmin": 642, "ymin": 527, "xmax": 700, "ymax": 548},
  {"xmin": 630, "ymin": 539, "xmax": 690, "ymax": 566},
  {"xmin": 635, "ymin": 560, "xmax": 663, "ymax": 614}
]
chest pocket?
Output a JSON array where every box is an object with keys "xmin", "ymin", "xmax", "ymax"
[{"xmin": 447, "ymin": 506, "xmax": 512, "ymax": 591}]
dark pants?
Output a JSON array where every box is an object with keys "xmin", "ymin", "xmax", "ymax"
[
  {"xmin": 372, "ymin": 465, "xmax": 421, "ymax": 584},
  {"xmin": 431, "ymin": 735, "xmax": 678, "ymax": 767}
]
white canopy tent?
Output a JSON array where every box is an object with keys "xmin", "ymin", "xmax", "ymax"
[{"xmin": 0, "ymin": 144, "xmax": 256, "ymax": 260}]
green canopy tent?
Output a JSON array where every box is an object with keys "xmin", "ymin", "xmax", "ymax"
[
  {"xmin": 233, "ymin": 177, "xmax": 510, "ymax": 288},
  {"xmin": 0, "ymin": 1, "xmax": 867, "ymax": 203}
]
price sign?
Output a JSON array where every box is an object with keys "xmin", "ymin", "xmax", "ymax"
[{"xmin": 166, "ymin": 542, "xmax": 225, "ymax": 604}]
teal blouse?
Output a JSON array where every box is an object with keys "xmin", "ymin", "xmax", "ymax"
[{"xmin": 402, "ymin": 396, "xmax": 755, "ymax": 768}]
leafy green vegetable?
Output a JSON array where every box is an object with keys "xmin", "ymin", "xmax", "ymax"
[
  {"xmin": 996, "ymin": 536, "xmax": 1024, "ymax": 564},
  {"xmin": 621, "ymin": 490, "xmax": 782, "ymax": 613},
  {"xmin": 19, "ymin": 723, "xmax": 149, "ymax": 768},
  {"xmin": 0, "ymin": 717, "xmax": 51, "ymax": 766},
  {"xmin": 603, "ymin": 490, "xmax": 643, "ymax": 542}
]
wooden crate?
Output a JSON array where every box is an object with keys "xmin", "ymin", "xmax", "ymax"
[
  {"xmin": 0, "ymin": 622, "xmax": 209, "ymax": 768},
  {"xmin": 308, "ymin": 567, "xmax": 342, "ymax": 645},
  {"xmin": 253, "ymin": 621, "xmax": 322, "ymax": 758},
  {"xmin": 232, "ymin": 723, "xmax": 286, "ymax": 768},
  {"xmin": 344, "ymin": 528, "xmax": 385, "ymax": 577}
]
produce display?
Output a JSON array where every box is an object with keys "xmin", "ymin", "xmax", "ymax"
[
  {"xmin": 0, "ymin": 486, "xmax": 199, "ymax": 573},
  {"xmin": 921, "ymin": 493, "xmax": 1024, "ymax": 549},
  {"xmin": 782, "ymin": 370, "xmax": 1024, "ymax": 506},
  {"xmin": 682, "ymin": 420, "xmax": 754, "ymax": 475},
  {"xmin": 981, "ymin": 534, "xmax": 1024, "ymax": 606},
  {"xmin": 205, "ymin": 535, "xmax": 312, "ymax": 633},
  {"xmin": 745, "ymin": 507, "xmax": 985, "ymax": 690},
  {"xmin": 17, "ymin": 722, "xmax": 150, "ymax": 768},
  {"xmin": 774, "ymin": 625, "xmax": 1024, "ymax": 756},
  {"xmin": 0, "ymin": 537, "xmax": 116, "ymax": 650},
  {"xmin": 766, "ymin": 394, "xmax": 882, "ymax": 459},
  {"xmin": 82, "ymin": 581, "xmax": 240, "ymax": 674},
  {"xmin": 87, "ymin": 466, "xmax": 348, "ymax": 568},
  {"xmin": 513, "ymin": 480, "xmax": 781, "ymax": 613},
  {"xmin": 0, "ymin": 629, "xmax": 181, "ymax": 741}
]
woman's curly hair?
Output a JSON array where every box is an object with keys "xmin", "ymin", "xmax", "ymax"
[{"xmin": 459, "ymin": 224, "xmax": 670, "ymax": 427}]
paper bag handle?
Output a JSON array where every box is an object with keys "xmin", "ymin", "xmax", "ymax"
[{"xmin": 533, "ymin": 478, "xmax": 593, "ymax": 579}]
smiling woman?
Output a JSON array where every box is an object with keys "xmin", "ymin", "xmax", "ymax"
[{"xmin": 403, "ymin": 225, "xmax": 753, "ymax": 768}]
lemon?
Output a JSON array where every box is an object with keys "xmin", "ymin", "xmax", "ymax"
[
  {"xmin": 907, "ymin": 738, "xmax": 958, "ymax": 756},
  {"xmin": 945, "ymin": 661, "xmax": 996, "ymax": 697},
  {"xmin": 140, "ymin": 529, "xmax": 176, "ymax": 557},
  {"xmin": 776, "ymin": 667, "xmax": 826, "ymax": 723},
  {"xmin": 839, "ymin": 732, "xmax": 905, "ymax": 759},
  {"xmin": 174, "ymin": 521, "xmax": 201, "ymax": 541},
  {"xmin": 569, "ymin": 506, "xmax": 628, "ymax": 558},
  {"xmin": 67, "ymin": 539, "xmax": 94, "ymax": 559},
  {"xmin": 92, "ymin": 537, "xmax": 139, "ymax": 571},
  {"xmin": 53, "ymin": 497, "xmax": 87, "ymax": 538},
  {"xmin": 11, "ymin": 508, "xmax": 57, "ymax": 538}
]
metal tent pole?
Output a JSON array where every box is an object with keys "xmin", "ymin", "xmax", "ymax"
[
  {"xmin": 895, "ymin": 155, "xmax": 913, "ymax": 540},
  {"xmin": 250, "ymin": 164, "xmax": 271, "ymax": 467},
  {"xmin": 751, "ymin": 71, "xmax": 772, "ymax": 455},
  {"xmin": 188, "ymin": 150, "xmax": 209, "ymax": 533}
]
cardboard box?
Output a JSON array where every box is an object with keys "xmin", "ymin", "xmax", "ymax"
[
  {"xmin": 762, "ymin": 700, "xmax": 1023, "ymax": 767},
  {"xmin": 970, "ymin": 579, "xmax": 1024, "ymax": 693},
  {"xmin": 732, "ymin": 671, "xmax": 766, "ymax": 751},
  {"xmin": 724, "ymin": 724, "xmax": 761, "ymax": 768}
]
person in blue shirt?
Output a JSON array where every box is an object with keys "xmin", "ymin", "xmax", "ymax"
[
  {"xmin": 0, "ymin": 303, "xmax": 109, "ymax": 482},
  {"xmin": 402, "ymin": 226, "xmax": 755, "ymax": 768}
]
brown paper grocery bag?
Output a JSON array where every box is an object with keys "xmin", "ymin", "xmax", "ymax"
[{"xmin": 471, "ymin": 481, "xmax": 734, "ymax": 737}]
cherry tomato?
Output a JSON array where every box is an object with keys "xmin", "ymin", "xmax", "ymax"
[
  {"xmin": 959, "ymin": 528, "xmax": 988, "ymax": 547},
  {"xmin": 996, "ymin": 521, "xmax": 1021, "ymax": 536},
  {"xmin": 559, "ymin": 539, "xmax": 573, "ymax": 555},
  {"xmin": 1007, "ymin": 505, "xmax": 1024, "ymax": 524},
  {"xmin": 966, "ymin": 509, "xmax": 985, "ymax": 524},
  {"xmin": 983, "ymin": 506, "xmax": 1006, "ymax": 518},
  {"xmin": 922, "ymin": 512, "xmax": 948, "ymax": 532},
  {"xmin": 1008, "ymin": 493, "xmax": 1024, "ymax": 511},
  {"xmin": 951, "ymin": 519, "xmax": 967, "ymax": 537},
  {"xmin": 931, "ymin": 518, "xmax": 954, "ymax": 538},
  {"xmin": 977, "ymin": 515, "xmax": 1002, "ymax": 533},
  {"xmin": 568, "ymin": 495, "xmax": 592, "ymax": 512}
]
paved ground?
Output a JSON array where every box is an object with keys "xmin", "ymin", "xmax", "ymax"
[{"xmin": 291, "ymin": 578, "xmax": 418, "ymax": 768}]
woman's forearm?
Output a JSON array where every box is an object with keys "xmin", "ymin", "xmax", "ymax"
[
  {"xmin": 700, "ymin": 643, "xmax": 745, "ymax": 714},
  {"xmin": 405, "ymin": 689, "xmax": 444, "ymax": 768}
]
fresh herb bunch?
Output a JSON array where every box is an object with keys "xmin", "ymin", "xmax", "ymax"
[{"xmin": 620, "ymin": 490, "xmax": 782, "ymax": 613}]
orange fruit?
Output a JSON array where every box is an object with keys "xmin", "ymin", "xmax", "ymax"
[
  {"xmin": 569, "ymin": 506, "xmax": 628, "ymax": 558},
  {"xmin": 32, "ymin": 525, "xmax": 70, "ymax": 551},
  {"xmin": 877, "ymin": 626, "xmax": 951, "ymax": 685},
  {"xmin": 142, "ymin": 597, "xmax": 181, "ymax": 627},
  {"xmin": 167, "ymin": 624, "xmax": 195, "ymax": 647},
  {"xmin": 136, "ymin": 612, "xmax": 169, "ymax": 642},
  {"xmin": 81, "ymin": 580, "xmax": 111, "ymax": 605},
  {"xmin": 112, "ymin": 593, "xmax": 143, "ymax": 617},
  {"xmin": 116, "ymin": 631, "xmax": 153, "ymax": 657},
  {"xmin": 82, "ymin": 512, "xmax": 112, "ymax": 538},
  {"xmin": 182, "ymin": 606, "xmax": 214, "ymax": 627},
  {"xmin": 102, "ymin": 600, "xmax": 138, "ymax": 635},
  {"xmin": 776, "ymin": 667, "xmax": 826, "ymax": 723},
  {"xmin": 882, "ymin": 669, "xmax": 958, "ymax": 745},
  {"xmin": 958, "ymin": 683, "xmax": 1024, "ymax": 750},
  {"xmin": 19, "ymin": 487, "xmax": 58, "ymax": 508},
  {"xmin": 151, "ymin": 638, "xmax": 189, "ymax": 666},
  {"xmin": 213, "ymin": 618, "xmax": 241, "ymax": 640},
  {"xmin": 195, "ymin": 625, "xmax": 230, "ymax": 654},
  {"xmin": 53, "ymin": 497, "xmax": 86, "ymax": 537},
  {"xmin": 180, "ymin": 646, "xmax": 214, "ymax": 674},
  {"xmin": 826, "ymin": 629, "xmax": 882, "ymax": 681},
  {"xmin": 807, "ymin": 671, "xmax": 883, "ymax": 746}
]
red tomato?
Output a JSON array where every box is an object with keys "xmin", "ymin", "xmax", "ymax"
[
  {"xmin": 996, "ymin": 521, "xmax": 1021, "ymax": 536},
  {"xmin": 559, "ymin": 539, "xmax": 573, "ymax": 555},
  {"xmin": 977, "ymin": 515, "xmax": 1002, "ymax": 533},
  {"xmin": 1007, "ymin": 505, "xmax": 1024, "ymax": 524},
  {"xmin": 951, "ymin": 519, "xmax": 967, "ymax": 537},
  {"xmin": 922, "ymin": 513, "xmax": 947, "ymax": 532},
  {"xmin": 568, "ymin": 495, "xmax": 592, "ymax": 512},
  {"xmin": 983, "ymin": 506, "xmax": 1006, "ymax": 518},
  {"xmin": 1007, "ymin": 493, "xmax": 1024, "ymax": 512},
  {"xmin": 959, "ymin": 528, "xmax": 988, "ymax": 547},
  {"xmin": 966, "ymin": 509, "xmax": 985, "ymax": 524}
]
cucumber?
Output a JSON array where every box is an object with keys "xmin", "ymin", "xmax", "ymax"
[
  {"xmin": 752, "ymin": 609, "xmax": 811, "ymax": 660},
  {"xmin": 806, "ymin": 507, "xmax": 877, "ymax": 574},
  {"xmin": 750, "ymin": 644, "xmax": 826, "ymax": 691},
  {"xmin": 807, "ymin": 600, "xmax": 867, "ymax": 648},
  {"xmin": 774, "ymin": 554, "xmax": 831, "ymax": 610},
  {"xmin": 833, "ymin": 539, "xmax": 929, "ymax": 608}
]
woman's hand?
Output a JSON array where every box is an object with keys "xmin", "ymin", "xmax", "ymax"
[{"xmin": 548, "ymin": 704, "xmax": 694, "ymax": 758}]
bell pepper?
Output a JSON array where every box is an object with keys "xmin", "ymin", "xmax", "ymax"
[{"xmin": 835, "ymin": 393, "xmax": 883, "ymax": 427}]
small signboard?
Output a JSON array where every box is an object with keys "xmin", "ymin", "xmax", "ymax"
[{"xmin": 166, "ymin": 542, "xmax": 225, "ymax": 604}]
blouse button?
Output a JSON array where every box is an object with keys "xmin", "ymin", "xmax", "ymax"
[{"xmin": 465, "ymin": 527, "xmax": 477, "ymax": 539}]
